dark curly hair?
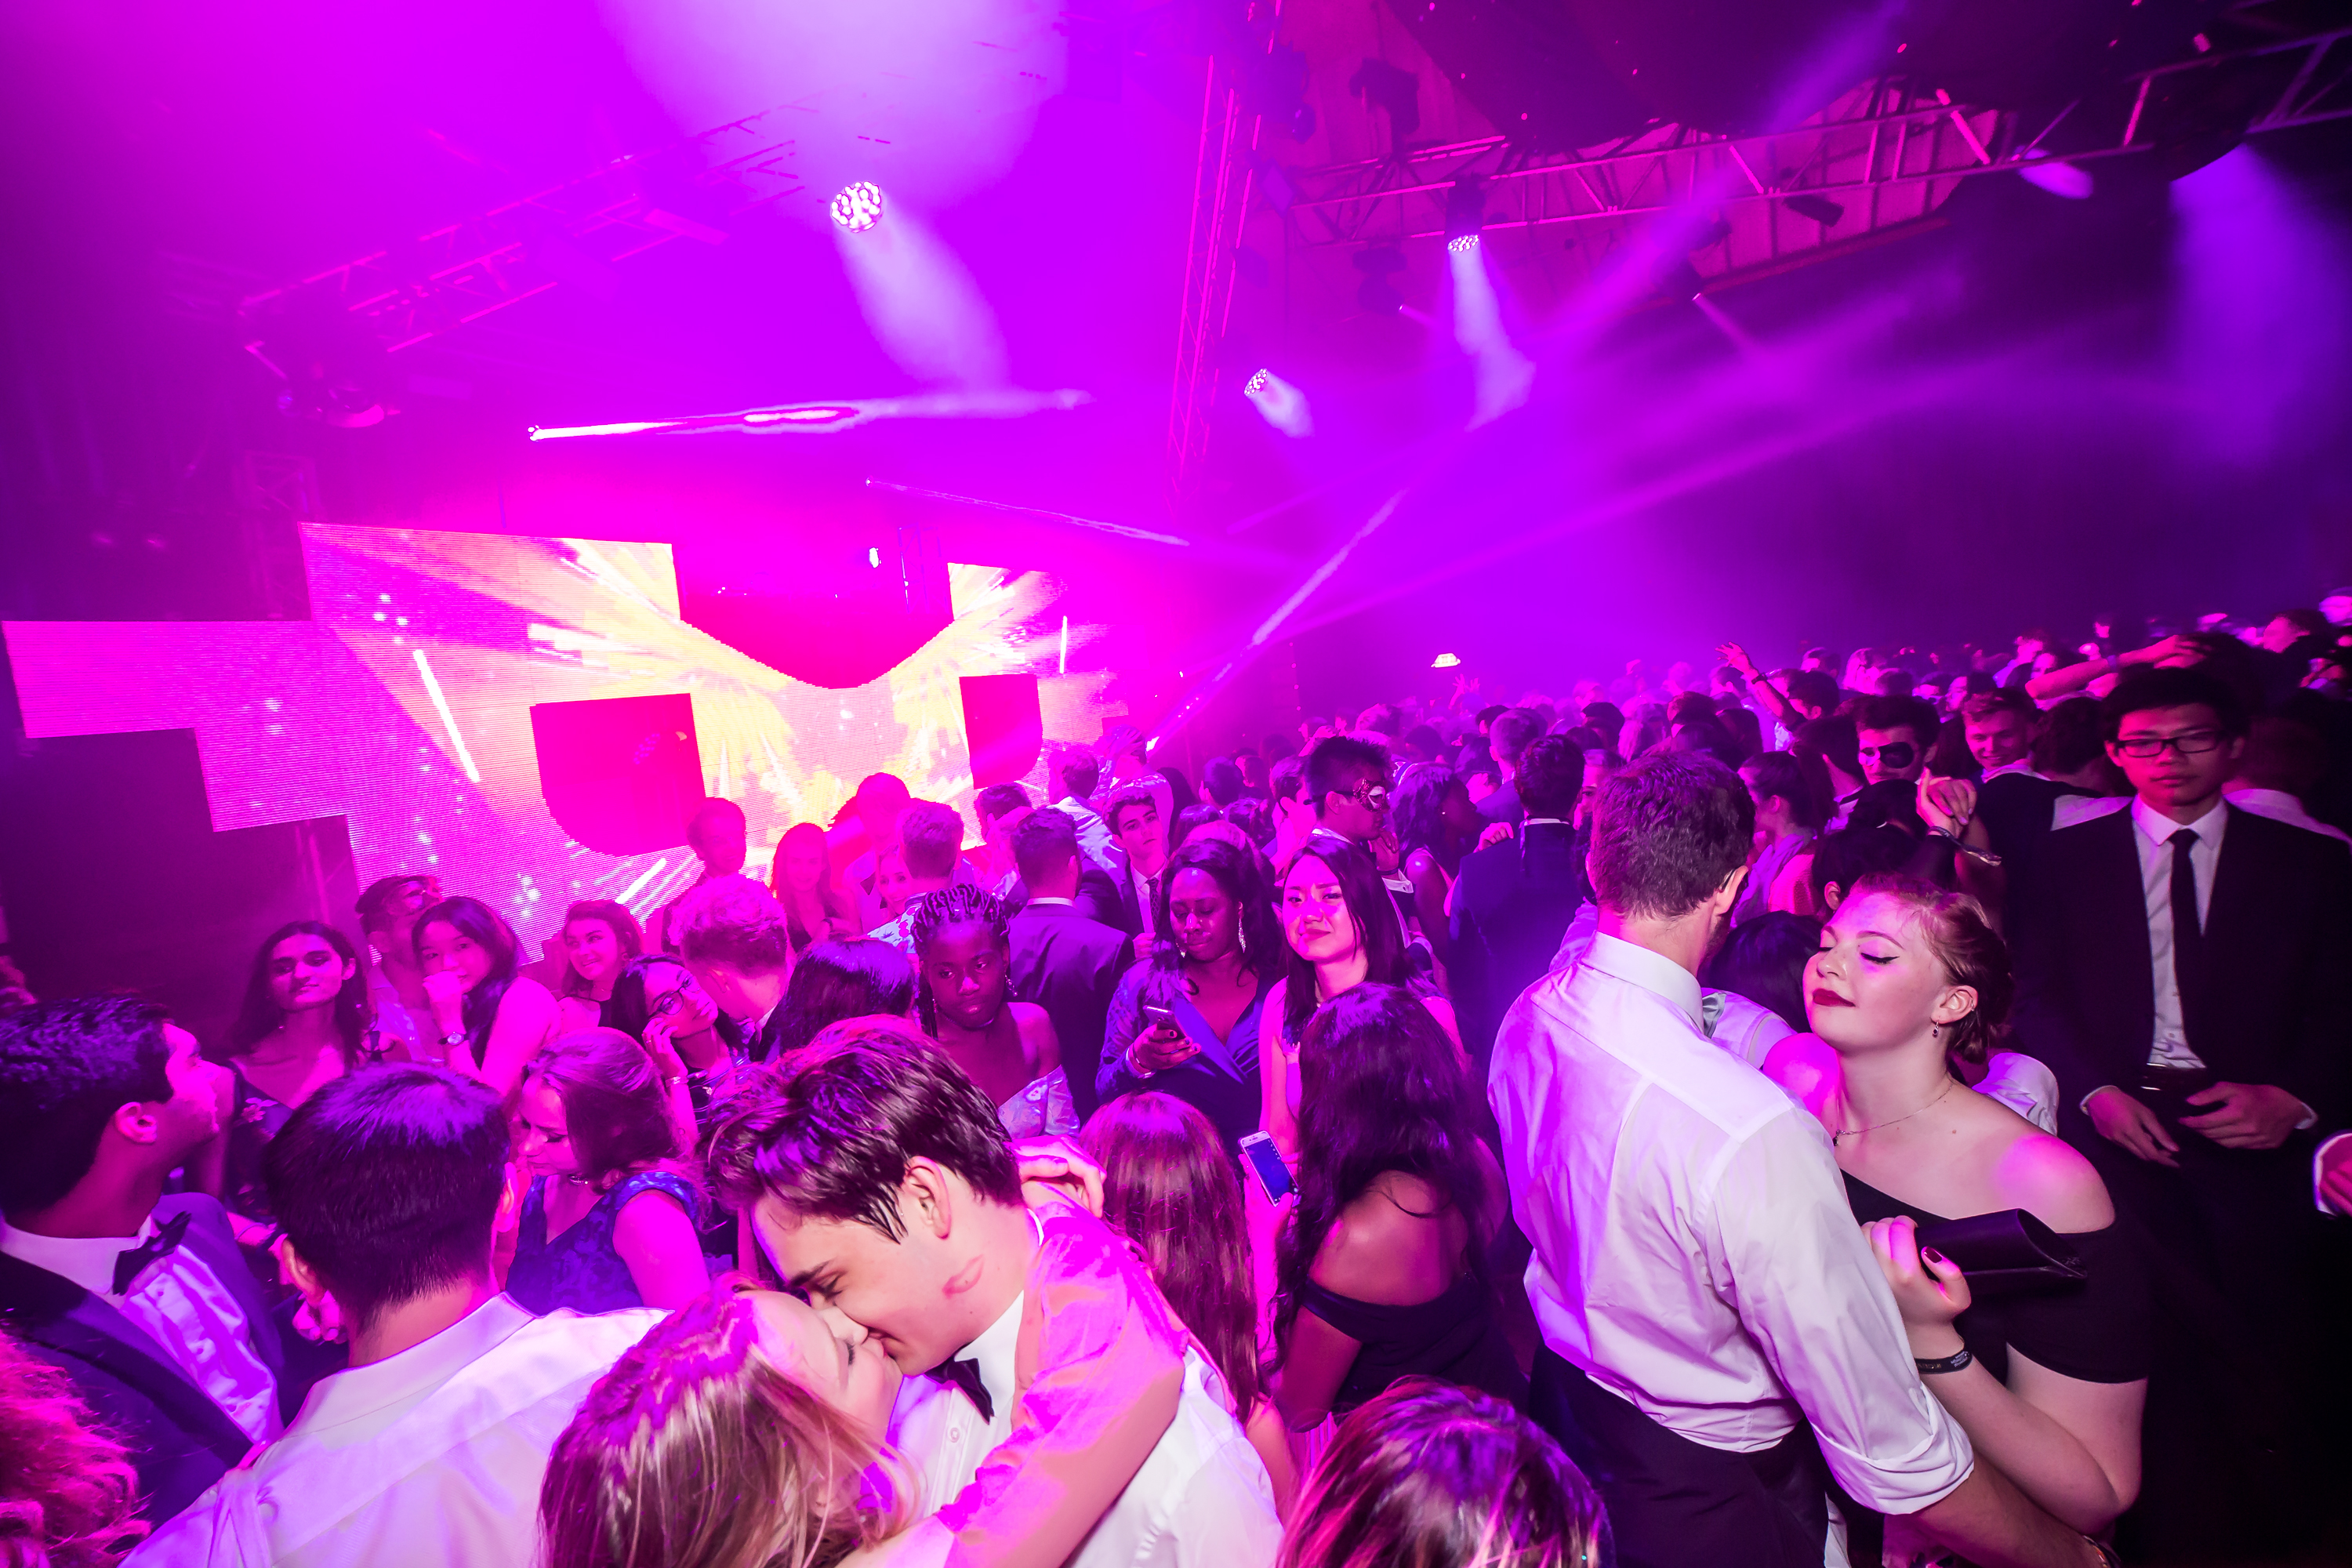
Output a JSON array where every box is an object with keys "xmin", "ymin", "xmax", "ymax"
[{"xmin": 905, "ymin": 883, "xmax": 1011, "ymax": 1035}]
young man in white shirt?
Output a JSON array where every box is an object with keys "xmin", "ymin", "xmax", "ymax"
[
  {"xmin": 710, "ymin": 1022, "xmax": 1279, "ymax": 1568},
  {"xmin": 0, "ymin": 996, "xmax": 299, "ymax": 1526},
  {"xmin": 1491, "ymin": 752, "xmax": 2103, "ymax": 1568},
  {"xmin": 133, "ymin": 1063, "xmax": 662, "ymax": 1567}
]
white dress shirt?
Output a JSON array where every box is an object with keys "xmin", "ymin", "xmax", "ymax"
[
  {"xmin": 2224, "ymin": 786, "xmax": 2352, "ymax": 848},
  {"xmin": 1490, "ymin": 934, "xmax": 1973, "ymax": 1514},
  {"xmin": 1055, "ymin": 797, "xmax": 1125, "ymax": 879},
  {"xmin": 0, "ymin": 1212, "xmax": 281, "ymax": 1443},
  {"xmin": 1976, "ymin": 1051, "xmax": 2060, "ymax": 1134},
  {"xmin": 2128, "ymin": 795, "xmax": 2226, "ymax": 1073},
  {"xmin": 889, "ymin": 1292, "xmax": 1280, "ymax": 1567},
  {"xmin": 130, "ymin": 1294, "xmax": 659, "ymax": 1568}
]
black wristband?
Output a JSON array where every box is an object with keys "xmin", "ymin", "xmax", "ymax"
[{"xmin": 1915, "ymin": 1347, "xmax": 1973, "ymax": 1376}]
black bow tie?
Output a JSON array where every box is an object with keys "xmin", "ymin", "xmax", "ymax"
[
  {"xmin": 113, "ymin": 1210, "xmax": 192, "ymax": 1296},
  {"xmin": 924, "ymin": 1356, "xmax": 995, "ymax": 1422}
]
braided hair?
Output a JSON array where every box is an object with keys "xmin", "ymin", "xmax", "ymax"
[{"xmin": 906, "ymin": 882, "xmax": 1013, "ymax": 1036}]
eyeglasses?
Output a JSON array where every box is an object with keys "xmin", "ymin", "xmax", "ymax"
[
  {"xmin": 2114, "ymin": 730, "xmax": 2226, "ymax": 759},
  {"xmin": 1857, "ymin": 742, "xmax": 1916, "ymax": 769}
]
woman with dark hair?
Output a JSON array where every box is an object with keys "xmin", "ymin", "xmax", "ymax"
[
  {"xmin": 1268, "ymin": 985, "xmax": 1522, "ymax": 1431},
  {"xmin": 1700, "ymin": 912, "xmax": 1820, "ymax": 1036},
  {"xmin": 506, "ymin": 1028, "xmax": 712, "ymax": 1316},
  {"xmin": 1258, "ymin": 839, "xmax": 1458, "ymax": 1162},
  {"xmin": 1390, "ymin": 762, "xmax": 1480, "ymax": 973},
  {"xmin": 202, "ymin": 920, "xmax": 394, "ymax": 1251},
  {"xmin": 907, "ymin": 884, "xmax": 1073, "ymax": 1137},
  {"xmin": 771, "ymin": 937, "xmax": 918, "ymax": 1058},
  {"xmin": 413, "ymin": 895, "xmax": 559, "ymax": 1095},
  {"xmin": 769, "ymin": 822, "xmax": 857, "ymax": 953},
  {"xmin": 1277, "ymin": 1380, "xmax": 1602, "ymax": 1568},
  {"xmin": 551, "ymin": 899, "xmax": 645, "ymax": 1035},
  {"xmin": 1735, "ymin": 750, "xmax": 1828, "ymax": 924},
  {"xmin": 604, "ymin": 953, "xmax": 742, "ymax": 1126},
  {"xmin": 1100, "ymin": 837, "xmax": 1279, "ymax": 1152},
  {"xmin": 1762, "ymin": 874, "xmax": 2147, "ymax": 1547},
  {"xmin": 1164, "ymin": 801, "xmax": 1225, "ymax": 861},
  {"xmin": 1083, "ymin": 1092, "xmax": 1298, "ymax": 1517}
]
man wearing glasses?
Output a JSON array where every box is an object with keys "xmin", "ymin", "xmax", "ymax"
[
  {"xmin": 2012, "ymin": 666, "xmax": 2350, "ymax": 1555},
  {"xmin": 1301, "ymin": 734, "xmax": 1392, "ymax": 854}
]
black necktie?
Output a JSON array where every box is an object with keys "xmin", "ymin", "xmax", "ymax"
[
  {"xmin": 2168, "ymin": 829, "xmax": 2205, "ymax": 1038},
  {"xmin": 924, "ymin": 1356, "xmax": 995, "ymax": 1422},
  {"xmin": 112, "ymin": 1210, "xmax": 191, "ymax": 1296}
]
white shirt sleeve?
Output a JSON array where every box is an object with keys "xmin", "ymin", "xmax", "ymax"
[
  {"xmin": 1711, "ymin": 1114, "xmax": 1974, "ymax": 1515},
  {"xmin": 2317, "ymin": 1131, "xmax": 2351, "ymax": 1217}
]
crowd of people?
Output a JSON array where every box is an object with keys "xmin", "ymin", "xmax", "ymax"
[{"xmin": 2, "ymin": 594, "xmax": 2350, "ymax": 1568}]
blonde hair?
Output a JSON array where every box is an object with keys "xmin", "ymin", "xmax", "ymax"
[
  {"xmin": 1278, "ymin": 1379, "xmax": 1602, "ymax": 1568},
  {"xmin": 0, "ymin": 1329, "xmax": 147, "ymax": 1567},
  {"xmin": 539, "ymin": 1280, "xmax": 913, "ymax": 1568}
]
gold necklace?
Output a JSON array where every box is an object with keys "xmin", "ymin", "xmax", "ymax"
[{"xmin": 1831, "ymin": 1077, "xmax": 1958, "ymax": 1142}]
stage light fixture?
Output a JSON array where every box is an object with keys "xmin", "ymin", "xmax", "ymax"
[
  {"xmin": 830, "ymin": 182, "xmax": 886, "ymax": 232},
  {"xmin": 2018, "ymin": 160, "xmax": 2093, "ymax": 200},
  {"xmin": 1782, "ymin": 193, "xmax": 1844, "ymax": 227},
  {"xmin": 1447, "ymin": 234, "xmax": 1480, "ymax": 255},
  {"xmin": 1431, "ymin": 652, "xmax": 1461, "ymax": 669},
  {"xmin": 1243, "ymin": 368, "xmax": 1312, "ymax": 437}
]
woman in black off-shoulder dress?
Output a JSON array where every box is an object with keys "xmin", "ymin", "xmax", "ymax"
[{"xmin": 1762, "ymin": 873, "xmax": 2151, "ymax": 1558}]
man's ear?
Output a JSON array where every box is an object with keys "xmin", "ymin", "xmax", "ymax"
[
  {"xmin": 1713, "ymin": 862, "xmax": 1749, "ymax": 914},
  {"xmin": 111, "ymin": 1099, "xmax": 163, "ymax": 1148},
  {"xmin": 902, "ymin": 1158, "xmax": 956, "ymax": 1241},
  {"xmin": 278, "ymin": 1236, "xmax": 326, "ymax": 1303}
]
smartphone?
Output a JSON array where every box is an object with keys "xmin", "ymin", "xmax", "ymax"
[
  {"xmin": 1139, "ymin": 998, "xmax": 1179, "ymax": 1036},
  {"xmin": 1238, "ymin": 1131, "xmax": 1294, "ymax": 1204}
]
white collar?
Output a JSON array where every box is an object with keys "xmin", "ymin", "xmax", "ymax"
[
  {"xmin": 2130, "ymin": 793, "xmax": 2229, "ymax": 848},
  {"xmin": 0, "ymin": 1212, "xmax": 159, "ymax": 1301},
  {"xmin": 1980, "ymin": 759, "xmax": 2038, "ymax": 779},
  {"xmin": 1584, "ymin": 931, "xmax": 1707, "ymax": 1033},
  {"xmin": 965, "ymin": 1290, "xmax": 1024, "ymax": 1417},
  {"xmin": 1522, "ymin": 816, "xmax": 1570, "ymax": 826},
  {"xmin": 296, "ymin": 1294, "xmax": 535, "ymax": 1432},
  {"xmin": 1024, "ymin": 896, "xmax": 1076, "ymax": 907}
]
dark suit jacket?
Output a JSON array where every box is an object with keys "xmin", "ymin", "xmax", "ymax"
[
  {"xmin": 2012, "ymin": 804, "xmax": 2352, "ymax": 1134},
  {"xmin": 1449, "ymin": 821, "xmax": 1586, "ymax": 1079},
  {"xmin": 0, "ymin": 1192, "xmax": 332, "ymax": 1523},
  {"xmin": 1010, "ymin": 902, "xmax": 1133, "ymax": 1124},
  {"xmin": 1475, "ymin": 779, "xmax": 1524, "ymax": 827}
]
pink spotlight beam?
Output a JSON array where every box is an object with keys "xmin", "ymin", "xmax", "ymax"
[{"xmin": 526, "ymin": 387, "xmax": 1091, "ymax": 441}]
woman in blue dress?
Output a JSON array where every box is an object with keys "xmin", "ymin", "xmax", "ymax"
[
  {"xmin": 505, "ymin": 1028, "xmax": 712, "ymax": 1315},
  {"xmin": 1098, "ymin": 837, "xmax": 1283, "ymax": 1154}
]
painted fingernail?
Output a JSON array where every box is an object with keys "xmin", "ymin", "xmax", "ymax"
[{"xmin": 1921, "ymin": 1248, "xmax": 1946, "ymax": 1265}]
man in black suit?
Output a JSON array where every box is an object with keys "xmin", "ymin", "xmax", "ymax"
[
  {"xmin": 1006, "ymin": 809, "xmax": 1132, "ymax": 1125},
  {"xmin": 0, "ymin": 996, "xmax": 328, "ymax": 1523},
  {"xmin": 1450, "ymin": 735, "xmax": 1588, "ymax": 1083},
  {"xmin": 1475, "ymin": 707, "xmax": 1544, "ymax": 827},
  {"xmin": 2012, "ymin": 666, "xmax": 2351, "ymax": 1556}
]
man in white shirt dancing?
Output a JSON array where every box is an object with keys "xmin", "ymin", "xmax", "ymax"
[
  {"xmin": 133, "ymin": 1065, "xmax": 661, "ymax": 1566},
  {"xmin": 1490, "ymin": 751, "xmax": 2103, "ymax": 1568}
]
